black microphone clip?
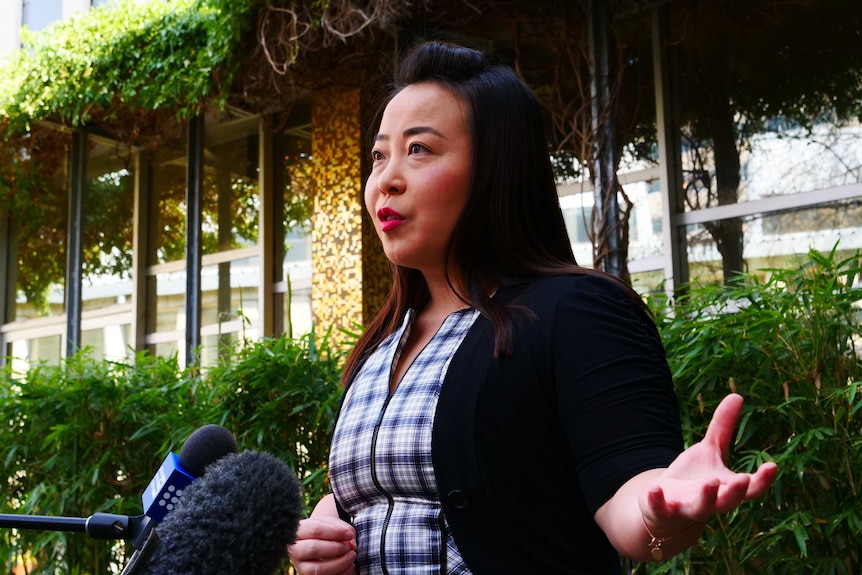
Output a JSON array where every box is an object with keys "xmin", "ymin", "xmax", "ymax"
[{"xmin": 0, "ymin": 511, "xmax": 154, "ymax": 549}]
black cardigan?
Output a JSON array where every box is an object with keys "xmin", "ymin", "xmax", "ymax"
[{"xmin": 338, "ymin": 274, "xmax": 683, "ymax": 574}]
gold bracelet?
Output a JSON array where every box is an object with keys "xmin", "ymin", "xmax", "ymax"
[{"xmin": 642, "ymin": 515, "xmax": 668, "ymax": 560}]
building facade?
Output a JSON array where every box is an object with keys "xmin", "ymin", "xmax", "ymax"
[{"xmin": 1, "ymin": 0, "xmax": 861, "ymax": 372}]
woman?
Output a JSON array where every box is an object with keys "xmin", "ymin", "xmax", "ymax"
[{"xmin": 288, "ymin": 41, "xmax": 777, "ymax": 574}]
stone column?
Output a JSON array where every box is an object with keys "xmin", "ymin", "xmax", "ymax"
[{"xmin": 310, "ymin": 87, "xmax": 367, "ymax": 338}]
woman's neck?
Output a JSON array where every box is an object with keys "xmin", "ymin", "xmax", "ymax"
[{"xmin": 421, "ymin": 270, "xmax": 469, "ymax": 317}]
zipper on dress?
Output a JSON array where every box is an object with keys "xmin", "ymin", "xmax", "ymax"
[
  {"xmin": 438, "ymin": 510, "xmax": 448, "ymax": 575},
  {"xmin": 370, "ymin": 394, "xmax": 395, "ymax": 575}
]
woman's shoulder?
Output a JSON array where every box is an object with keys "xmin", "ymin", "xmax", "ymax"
[
  {"xmin": 503, "ymin": 270, "xmax": 639, "ymax": 302},
  {"xmin": 500, "ymin": 272, "xmax": 654, "ymax": 334}
]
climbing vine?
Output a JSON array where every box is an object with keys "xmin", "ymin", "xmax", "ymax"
[{"xmin": 0, "ymin": 0, "xmax": 259, "ymax": 133}]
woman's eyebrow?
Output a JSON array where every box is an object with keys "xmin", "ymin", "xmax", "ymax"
[
  {"xmin": 374, "ymin": 126, "xmax": 445, "ymax": 142},
  {"xmin": 403, "ymin": 126, "xmax": 444, "ymax": 138}
]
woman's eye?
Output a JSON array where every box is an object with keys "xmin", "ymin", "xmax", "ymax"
[
  {"xmin": 371, "ymin": 150, "xmax": 384, "ymax": 161},
  {"xmin": 409, "ymin": 143, "xmax": 425, "ymax": 154}
]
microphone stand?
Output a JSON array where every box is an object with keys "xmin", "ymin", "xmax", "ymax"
[{"xmin": 0, "ymin": 512, "xmax": 154, "ymax": 549}]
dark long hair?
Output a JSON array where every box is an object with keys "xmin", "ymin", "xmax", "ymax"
[{"xmin": 343, "ymin": 41, "xmax": 586, "ymax": 383}]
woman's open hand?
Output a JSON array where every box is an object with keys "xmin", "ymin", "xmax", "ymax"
[
  {"xmin": 640, "ymin": 393, "xmax": 778, "ymax": 532},
  {"xmin": 596, "ymin": 393, "xmax": 778, "ymax": 562}
]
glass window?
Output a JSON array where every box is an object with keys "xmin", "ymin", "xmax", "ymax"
[
  {"xmin": 82, "ymin": 323, "xmax": 131, "ymax": 362},
  {"xmin": 623, "ymin": 179, "xmax": 665, "ymax": 260},
  {"xmin": 200, "ymin": 257, "xmax": 261, "ymax": 337},
  {"xmin": 762, "ymin": 200, "xmax": 862, "ymax": 236},
  {"xmin": 153, "ymin": 340, "xmax": 181, "ymax": 363},
  {"xmin": 631, "ymin": 269, "xmax": 666, "ymax": 296},
  {"xmin": 22, "ymin": 0, "xmax": 62, "ymax": 32},
  {"xmin": 145, "ymin": 130, "xmax": 189, "ymax": 356},
  {"xmin": 199, "ymin": 332, "xmax": 243, "ymax": 366},
  {"xmin": 282, "ymin": 274, "xmax": 312, "ymax": 339},
  {"xmin": 12, "ymin": 130, "xmax": 70, "ymax": 322},
  {"xmin": 9, "ymin": 334, "xmax": 62, "ymax": 373},
  {"xmin": 150, "ymin": 137, "xmax": 188, "ymax": 266},
  {"xmin": 202, "ymin": 110, "xmax": 260, "ymax": 255},
  {"xmin": 145, "ymin": 110, "xmax": 267, "ymax": 362},
  {"xmin": 152, "ymin": 268, "xmax": 186, "ymax": 334},
  {"xmin": 191, "ymin": 110, "xmax": 263, "ymax": 363},
  {"xmin": 561, "ymin": 203, "xmax": 591, "ymax": 245},
  {"xmin": 678, "ymin": 126, "xmax": 862, "ymax": 285},
  {"xmin": 559, "ymin": 193, "xmax": 593, "ymax": 266},
  {"xmin": 140, "ymin": 107, "xmax": 319, "ymax": 362},
  {"xmin": 685, "ymin": 198, "xmax": 862, "ymax": 284},
  {"xmin": 4, "ymin": 128, "xmax": 137, "ymax": 368},
  {"xmin": 277, "ymin": 117, "xmax": 314, "ymax": 339},
  {"xmin": 82, "ymin": 137, "xmax": 134, "ymax": 313},
  {"xmin": 667, "ymin": 13, "xmax": 862, "ymax": 286}
]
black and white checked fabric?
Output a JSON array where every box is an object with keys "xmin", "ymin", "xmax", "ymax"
[{"xmin": 330, "ymin": 307, "xmax": 480, "ymax": 575}]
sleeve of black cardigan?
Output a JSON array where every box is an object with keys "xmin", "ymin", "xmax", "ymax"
[{"xmin": 551, "ymin": 274, "xmax": 684, "ymax": 514}]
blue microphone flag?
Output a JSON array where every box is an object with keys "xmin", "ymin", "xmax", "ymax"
[{"xmin": 142, "ymin": 452, "xmax": 195, "ymax": 523}]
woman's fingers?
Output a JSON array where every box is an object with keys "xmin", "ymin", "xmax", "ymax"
[{"xmin": 289, "ymin": 516, "xmax": 357, "ymax": 575}]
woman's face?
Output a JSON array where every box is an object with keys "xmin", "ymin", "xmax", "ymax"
[{"xmin": 364, "ymin": 82, "xmax": 473, "ymax": 277}]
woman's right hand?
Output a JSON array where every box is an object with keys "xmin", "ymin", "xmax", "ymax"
[{"xmin": 288, "ymin": 494, "xmax": 357, "ymax": 575}]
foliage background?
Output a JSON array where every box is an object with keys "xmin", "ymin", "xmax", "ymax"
[
  {"xmin": 0, "ymin": 251, "xmax": 860, "ymax": 574},
  {"xmin": 640, "ymin": 247, "xmax": 862, "ymax": 575},
  {"xmin": 0, "ymin": 330, "xmax": 346, "ymax": 574},
  {"xmin": 0, "ymin": 0, "xmax": 257, "ymax": 132}
]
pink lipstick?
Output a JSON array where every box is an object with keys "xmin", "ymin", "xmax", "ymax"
[{"xmin": 378, "ymin": 207, "xmax": 405, "ymax": 232}]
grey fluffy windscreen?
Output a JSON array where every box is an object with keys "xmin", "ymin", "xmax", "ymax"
[{"xmin": 140, "ymin": 451, "xmax": 303, "ymax": 575}]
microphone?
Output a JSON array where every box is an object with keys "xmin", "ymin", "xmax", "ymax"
[
  {"xmin": 142, "ymin": 424, "xmax": 237, "ymax": 523},
  {"xmin": 122, "ymin": 450, "xmax": 303, "ymax": 575},
  {"xmin": 0, "ymin": 424, "xmax": 237, "ymax": 547}
]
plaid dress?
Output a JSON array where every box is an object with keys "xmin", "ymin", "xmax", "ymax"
[{"xmin": 330, "ymin": 307, "xmax": 480, "ymax": 575}]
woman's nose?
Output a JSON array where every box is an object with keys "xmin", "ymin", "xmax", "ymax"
[{"xmin": 376, "ymin": 159, "xmax": 405, "ymax": 195}]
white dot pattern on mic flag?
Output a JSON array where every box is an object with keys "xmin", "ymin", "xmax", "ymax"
[{"xmin": 158, "ymin": 486, "xmax": 183, "ymax": 510}]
